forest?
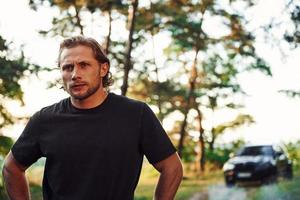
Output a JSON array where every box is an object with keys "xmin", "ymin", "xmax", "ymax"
[{"xmin": 0, "ymin": 0, "xmax": 300, "ymax": 199}]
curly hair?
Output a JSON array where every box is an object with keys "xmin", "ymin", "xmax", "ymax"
[{"xmin": 58, "ymin": 36, "xmax": 113, "ymax": 88}]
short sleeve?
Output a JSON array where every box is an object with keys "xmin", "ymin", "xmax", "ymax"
[
  {"xmin": 11, "ymin": 111, "xmax": 43, "ymax": 167},
  {"xmin": 140, "ymin": 103, "xmax": 176, "ymax": 164}
]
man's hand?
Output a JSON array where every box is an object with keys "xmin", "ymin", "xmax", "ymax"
[
  {"xmin": 152, "ymin": 153, "xmax": 183, "ymax": 200},
  {"xmin": 2, "ymin": 151, "xmax": 31, "ymax": 200}
]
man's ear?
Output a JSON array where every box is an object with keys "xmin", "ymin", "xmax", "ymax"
[{"xmin": 100, "ymin": 63, "xmax": 109, "ymax": 77}]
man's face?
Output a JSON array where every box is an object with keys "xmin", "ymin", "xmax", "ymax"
[{"xmin": 59, "ymin": 45, "xmax": 106, "ymax": 100}]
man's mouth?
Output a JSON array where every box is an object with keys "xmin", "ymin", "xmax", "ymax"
[{"xmin": 70, "ymin": 83, "xmax": 86, "ymax": 90}]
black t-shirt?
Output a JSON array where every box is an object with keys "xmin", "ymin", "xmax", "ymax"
[{"xmin": 11, "ymin": 93, "xmax": 176, "ymax": 200}]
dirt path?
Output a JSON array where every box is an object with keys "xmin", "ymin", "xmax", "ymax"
[
  {"xmin": 189, "ymin": 184, "xmax": 248, "ymax": 200},
  {"xmin": 188, "ymin": 182, "xmax": 295, "ymax": 200}
]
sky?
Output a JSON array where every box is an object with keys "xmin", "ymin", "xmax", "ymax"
[{"xmin": 0, "ymin": 0, "xmax": 300, "ymax": 144}]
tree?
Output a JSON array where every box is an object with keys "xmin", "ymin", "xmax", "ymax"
[
  {"xmin": 127, "ymin": 0, "xmax": 174, "ymax": 120},
  {"xmin": 208, "ymin": 114, "xmax": 254, "ymax": 151},
  {"xmin": 84, "ymin": 0, "xmax": 124, "ymax": 53},
  {"xmin": 161, "ymin": 0, "xmax": 270, "ymax": 157},
  {"xmin": 124, "ymin": 0, "xmax": 272, "ymax": 171},
  {"xmin": 283, "ymin": 140, "xmax": 300, "ymax": 169},
  {"xmin": 279, "ymin": 89, "xmax": 300, "ymax": 98},
  {"xmin": 121, "ymin": 0, "xmax": 139, "ymax": 96},
  {"xmin": 284, "ymin": 0, "xmax": 300, "ymax": 46},
  {"xmin": 0, "ymin": 36, "xmax": 39, "ymax": 131},
  {"xmin": 30, "ymin": 0, "xmax": 86, "ymax": 36},
  {"xmin": 266, "ymin": 0, "xmax": 300, "ymax": 97},
  {"xmin": 29, "ymin": 0, "xmax": 143, "ymax": 97}
]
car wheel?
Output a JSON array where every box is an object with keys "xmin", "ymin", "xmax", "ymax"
[
  {"xmin": 264, "ymin": 172, "xmax": 277, "ymax": 185},
  {"xmin": 225, "ymin": 177, "xmax": 235, "ymax": 187}
]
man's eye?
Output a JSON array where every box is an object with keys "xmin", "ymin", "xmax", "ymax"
[
  {"xmin": 62, "ymin": 64, "xmax": 73, "ymax": 71},
  {"xmin": 79, "ymin": 62, "xmax": 89, "ymax": 67}
]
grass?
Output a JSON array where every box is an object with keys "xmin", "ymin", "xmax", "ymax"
[{"xmin": 134, "ymin": 163, "xmax": 223, "ymax": 200}]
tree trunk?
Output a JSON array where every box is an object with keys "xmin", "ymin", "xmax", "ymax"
[
  {"xmin": 177, "ymin": 50, "xmax": 199, "ymax": 158},
  {"xmin": 209, "ymin": 128, "xmax": 215, "ymax": 151},
  {"xmin": 148, "ymin": 1, "xmax": 163, "ymax": 121},
  {"xmin": 176, "ymin": 7, "xmax": 207, "ymax": 158},
  {"xmin": 105, "ymin": 9, "xmax": 112, "ymax": 54},
  {"xmin": 74, "ymin": 6, "xmax": 84, "ymax": 35},
  {"xmin": 195, "ymin": 106, "xmax": 205, "ymax": 173},
  {"xmin": 151, "ymin": 32, "xmax": 163, "ymax": 121},
  {"xmin": 177, "ymin": 109, "xmax": 189, "ymax": 158},
  {"xmin": 121, "ymin": 0, "xmax": 138, "ymax": 96}
]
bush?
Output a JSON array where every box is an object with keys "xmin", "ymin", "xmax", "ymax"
[
  {"xmin": 0, "ymin": 135, "xmax": 14, "ymax": 199},
  {"xmin": 284, "ymin": 140, "xmax": 300, "ymax": 169}
]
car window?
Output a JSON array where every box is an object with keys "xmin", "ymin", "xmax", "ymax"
[{"xmin": 237, "ymin": 146, "xmax": 273, "ymax": 156}]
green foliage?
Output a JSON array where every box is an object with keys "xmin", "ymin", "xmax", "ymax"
[
  {"xmin": 31, "ymin": 0, "xmax": 125, "ymax": 37},
  {"xmin": 279, "ymin": 89, "xmax": 300, "ymax": 98},
  {"xmin": 206, "ymin": 147, "xmax": 231, "ymax": 168},
  {"xmin": 0, "ymin": 136, "xmax": 13, "ymax": 157},
  {"xmin": 0, "ymin": 155, "xmax": 6, "ymax": 199},
  {"xmin": 205, "ymin": 139, "xmax": 246, "ymax": 168},
  {"xmin": 181, "ymin": 140, "xmax": 197, "ymax": 163},
  {"xmin": 0, "ymin": 127, "xmax": 14, "ymax": 199},
  {"xmin": 213, "ymin": 114, "xmax": 254, "ymax": 136},
  {"xmin": 128, "ymin": 76, "xmax": 188, "ymax": 120},
  {"xmin": 0, "ymin": 36, "xmax": 39, "ymax": 130},
  {"xmin": 284, "ymin": 1, "xmax": 300, "ymax": 46},
  {"xmin": 283, "ymin": 140, "xmax": 300, "ymax": 169},
  {"xmin": 135, "ymin": 3, "xmax": 163, "ymax": 34}
]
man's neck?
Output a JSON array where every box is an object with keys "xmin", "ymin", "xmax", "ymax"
[{"xmin": 71, "ymin": 89, "xmax": 108, "ymax": 109}]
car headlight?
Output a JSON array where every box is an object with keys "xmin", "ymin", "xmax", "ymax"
[{"xmin": 223, "ymin": 162, "xmax": 235, "ymax": 171}]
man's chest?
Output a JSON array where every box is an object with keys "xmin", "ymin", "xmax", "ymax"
[{"xmin": 39, "ymin": 114, "xmax": 141, "ymax": 162}]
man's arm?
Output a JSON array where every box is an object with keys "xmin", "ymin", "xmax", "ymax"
[
  {"xmin": 2, "ymin": 151, "xmax": 31, "ymax": 200},
  {"xmin": 152, "ymin": 153, "xmax": 183, "ymax": 200}
]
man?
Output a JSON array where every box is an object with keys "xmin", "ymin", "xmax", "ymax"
[{"xmin": 2, "ymin": 36, "xmax": 183, "ymax": 200}]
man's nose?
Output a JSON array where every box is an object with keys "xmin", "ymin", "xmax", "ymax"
[{"xmin": 71, "ymin": 65, "xmax": 82, "ymax": 80}]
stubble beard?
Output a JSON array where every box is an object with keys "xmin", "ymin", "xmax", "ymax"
[{"xmin": 65, "ymin": 81, "xmax": 101, "ymax": 100}]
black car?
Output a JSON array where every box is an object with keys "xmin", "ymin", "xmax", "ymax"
[{"xmin": 223, "ymin": 144, "xmax": 293, "ymax": 186}]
